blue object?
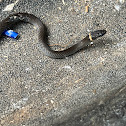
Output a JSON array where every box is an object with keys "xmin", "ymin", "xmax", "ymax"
[{"xmin": 3, "ymin": 30, "xmax": 18, "ymax": 39}]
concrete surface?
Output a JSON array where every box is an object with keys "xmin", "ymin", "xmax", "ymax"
[
  {"xmin": 57, "ymin": 85, "xmax": 126, "ymax": 126},
  {"xmin": 0, "ymin": 0, "xmax": 126, "ymax": 126}
]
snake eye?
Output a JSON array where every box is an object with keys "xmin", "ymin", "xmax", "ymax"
[{"xmin": 9, "ymin": 17, "xmax": 14, "ymax": 21}]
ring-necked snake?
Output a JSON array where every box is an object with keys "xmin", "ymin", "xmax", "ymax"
[{"xmin": 0, "ymin": 13, "xmax": 106, "ymax": 59}]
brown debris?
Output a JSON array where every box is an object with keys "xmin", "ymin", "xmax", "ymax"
[{"xmin": 85, "ymin": 5, "xmax": 89, "ymax": 13}]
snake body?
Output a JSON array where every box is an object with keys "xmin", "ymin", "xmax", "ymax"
[{"xmin": 0, "ymin": 13, "xmax": 106, "ymax": 59}]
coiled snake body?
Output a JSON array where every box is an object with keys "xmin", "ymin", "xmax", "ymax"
[{"xmin": 0, "ymin": 13, "xmax": 106, "ymax": 59}]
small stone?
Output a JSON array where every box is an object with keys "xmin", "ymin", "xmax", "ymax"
[{"xmin": 114, "ymin": 4, "xmax": 121, "ymax": 11}]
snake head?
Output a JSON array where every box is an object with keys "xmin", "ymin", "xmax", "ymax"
[{"xmin": 90, "ymin": 30, "xmax": 106, "ymax": 40}]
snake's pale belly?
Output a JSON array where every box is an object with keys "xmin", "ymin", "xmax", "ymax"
[{"xmin": 0, "ymin": 13, "xmax": 106, "ymax": 59}]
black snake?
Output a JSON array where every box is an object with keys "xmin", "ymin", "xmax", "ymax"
[{"xmin": 0, "ymin": 13, "xmax": 106, "ymax": 59}]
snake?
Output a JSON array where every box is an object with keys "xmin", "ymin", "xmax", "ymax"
[{"xmin": 0, "ymin": 13, "xmax": 106, "ymax": 59}]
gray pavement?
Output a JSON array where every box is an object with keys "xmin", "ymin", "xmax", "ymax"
[{"xmin": 0, "ymin": 0, "xmax": 126, "ymax": 126}]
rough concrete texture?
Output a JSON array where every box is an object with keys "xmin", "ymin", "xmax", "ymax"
[
  {"xmin": 58, "ymin": 86, "xmax": 126, "ymax": 126},
  {"xmin": 0, "ymin": 0, "xmax": 126, "ymax": 126}
]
